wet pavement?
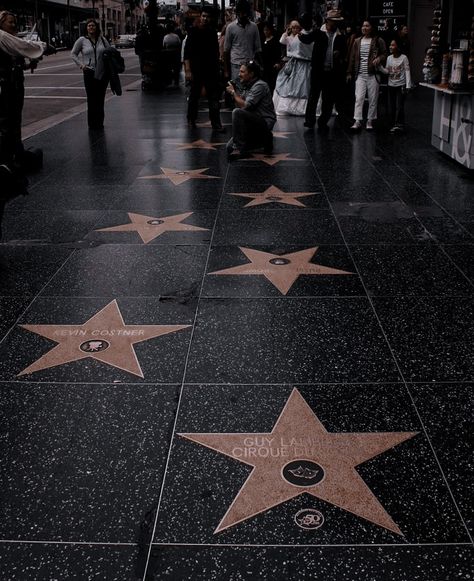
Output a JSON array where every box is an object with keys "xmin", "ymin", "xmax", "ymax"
[{"xmin": 0, "ymin": 85, "xmax": 473, "ymax": 580}]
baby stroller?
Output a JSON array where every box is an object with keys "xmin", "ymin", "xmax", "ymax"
[
  {"xmin": 136, "ymin": 26, "xmax": 171, "ymax": 91},
  {"xmin": 140, "ymin": 49, "xmax": 162, "ymax": 90},
  {"xmin": 140, "ymin": 49, "xmax": 175, "ymax": 91}
]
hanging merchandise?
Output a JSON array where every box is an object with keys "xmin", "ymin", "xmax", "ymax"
[
  {"xmin": 441, "ymin": 52, "xmax": 451, "ymax": 85},
  {"xmin": 422, "ymin": 6, "xmax": 442, "ymax": 84},
  {"xmin": 469, "ymin": 15, "xmax": 474, "ymax": 85}
]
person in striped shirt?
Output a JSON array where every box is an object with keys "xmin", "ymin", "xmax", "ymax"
[{"xmin": 347, "ymin": 19, "xmax": 387, "ymax": 131}]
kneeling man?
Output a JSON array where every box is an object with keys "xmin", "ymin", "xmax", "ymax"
[{"xmin": 226, "ymin": 60, "xmax": 276, "ymax": 158}]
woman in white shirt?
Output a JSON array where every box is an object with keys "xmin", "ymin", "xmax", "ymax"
[
  {"xmin": 71, "ymin": 19, "xmax": 109, "ymax": 129},
  {"xmin": 272, "ymin": 20, "xmax": 313, "ymax": 116},
  {"xmin": 379, "ymin": 38, "xmax": 412, "ymax": 132}
]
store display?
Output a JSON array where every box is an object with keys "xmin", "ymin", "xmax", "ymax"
[
  {"xmin": 422, "ymin": 6, "xmax": 442, "ymax": 83},
  {"xmin": 441, "ymin": 52, "xmax": 451, "ymax": 85},
  {"xmin": 469, "ymin": 15, "xmax": 474, "ymax": 85},
  {"xmin": 448, "ymin": 49, "xmax": 467, "ymax": 89}
]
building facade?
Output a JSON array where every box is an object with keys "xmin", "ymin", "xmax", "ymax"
[{"xmin": 0, "ymin": 0, "xmax": 144, "ymax": 45}]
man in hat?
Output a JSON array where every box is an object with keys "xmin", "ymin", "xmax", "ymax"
[{"xmin": 299, "ymin": 9, "xmax": 347, "ymax": 129}]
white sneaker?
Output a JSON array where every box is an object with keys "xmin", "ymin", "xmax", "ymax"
[
  {"xmin": 390, "ymin": 125, "xmax": 403, "ymax": 133},
  {"xmin": 351, "ymin": 121, "xmax": 362, "ymax": 131},
  {"xmin": 366, "ymin": 120, "xmax": 374, "ymax": 130}
]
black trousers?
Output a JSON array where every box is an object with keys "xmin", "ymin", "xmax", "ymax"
[
  {"xmin": 305, "ymin": 70, "xmax": 344, "ymax": 127},
  {"xmin": 0, "ymin": 77, "xmax": 24, "ymax": 166},
  {"xmin": 83, "ymin": 70, "xmax": 108, "ymax": 129},
  {"xmin": 388, "ymin": 86, "xmax": 406, "ymax": 126},
  {"xmin": 232, "ymin": 108, "xmax": 273, "ymax": 152},
  {"xmin": 0, "ymin": 74, "xmax": 28, "ymax": 217},
  {"xmin": 0, "ymin": 199, "xmax": 5, "ymax": 238},
  {"xmin": 187, "ymin": 75, "xmax": 221, "ymax": 128},
  {"xmin": 166, "ymin": 49, "xmax": 181, "ymax": 85}
]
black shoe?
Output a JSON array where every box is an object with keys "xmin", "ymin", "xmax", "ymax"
[
  {"xmin": 263, "ymin": 133, "xmax": 273, "ymax": 155},
  {"xmin": 0, "ymin": 165, "xmax": 14, "ymax": 200},
  {"xmin": 0, "ymin": 165, "xmax": 29, "ymax": 201},
  {"xmin": 227, "ymin": 151, "xmax": 240, "ymax": 161},
  {"xmin": 318, "ymin": 116, "xmax": 330, "ymax": 129},
  {"xmin": 212, "ymin": 125, "xmax": 226, "ymax": 134},
  {"xmin": 226, "ymin": 138, "xmax": 235, "ymax": 157},
  {"xmin": 18, "ymin": 147, "xmax": 43, "ymax": 173}
]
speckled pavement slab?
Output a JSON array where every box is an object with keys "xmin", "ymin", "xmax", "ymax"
[{"xmin": 0, "ymin": 80, "xmax": 472, "ymax": 580}]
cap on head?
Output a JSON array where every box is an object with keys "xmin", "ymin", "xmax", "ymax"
[{"xmin": 326, "ymin": 9, "xmax": 344, "ymax": 21}]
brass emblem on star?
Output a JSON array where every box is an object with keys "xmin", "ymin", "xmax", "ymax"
[
  {"xmin": 139, "ymin": 167, "xmax": 220, "ymax": 185},
  {"xmin": 17, "ymin": 300, "xmax": 190, "ymax": 378},
  {"xmin": 248, "ymin": 153, "xmax": 304, "ymax": 165},
  {"xmin": 180, "ymin": 388, "xmax": 418, "ymax": 534},
  {"xmin": 229, "ymin": 185, "xmax": 317, "ymax": 208},
  {"xmin": 95, "ymin": 212, "xmax": 208, "ymax": 244},
  {"xmin": 294, "ymin": 508, "xmax": 324, "ymax": 530},
  {"xmin": 175, "ymin": 140, "xmax": 225, "ymax": 151},
  {"xmin": 209, "ymin": 247, "xmax": 353, "ymax": 294}
]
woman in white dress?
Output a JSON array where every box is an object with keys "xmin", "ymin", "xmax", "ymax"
[{"xmin": 272, "ymin": 20, "xmax": 313, "ymax": 116}]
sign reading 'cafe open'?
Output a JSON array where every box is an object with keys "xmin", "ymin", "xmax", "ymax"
[{"xmin": 370, "ymin": 0, "xmax": 408, "ymax": 18}]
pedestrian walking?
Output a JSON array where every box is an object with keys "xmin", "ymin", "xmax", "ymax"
[
  {"xmin": 71, "ymin": 19, "xmax": 110, "ymax": 130},
  {"xmin": 299, "ymin": 9, "xmax": 347, "ymax": 129},
  {"xmin": 261, "ymin": 22, "xmax": 281, "ymax": 93},
  {"xmin": 347, "ymin": 19, "xmax": 387, "ymax": 131},
  {"xmin": 225, "ymin": 60, "xmax": 276, "ymax": 158},
  {"xmin": 379, "ymin": 38, "xmax": 412, "ymax": 132},
  {"xmin": 163, "ymin": 22, "xmax": 182, "ymax": 86},
  {"xmin": 224, "ymin": 0, "xmax": 262, "ymax": 83},
  {"xmin": 183, "ymin": 9, "xmax": 224, "ymax": 133}
]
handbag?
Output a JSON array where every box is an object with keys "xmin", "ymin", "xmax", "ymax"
[{"xmin": 282, "ymin": 57, "xmax": 296, "ymax": 76}]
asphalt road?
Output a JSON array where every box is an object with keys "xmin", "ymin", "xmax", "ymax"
[{"xmin": 22, "ymin": 48, "xmax": 142, "ymax": 138}]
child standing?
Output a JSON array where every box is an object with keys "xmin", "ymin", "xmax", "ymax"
[{"xmin": 380, "ymin": 38, "xmax": 412, "ymax": 132}]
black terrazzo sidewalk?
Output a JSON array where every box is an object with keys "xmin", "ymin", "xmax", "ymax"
[{"xmin": 0, "ymin": 84, "xmax": 472, "ymax": 580}]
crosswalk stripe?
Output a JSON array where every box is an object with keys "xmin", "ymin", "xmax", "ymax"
[{"xmin": 24, "ymin": 95, "xmax": 86, "ymax": 99}]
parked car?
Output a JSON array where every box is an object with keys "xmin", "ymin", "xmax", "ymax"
[
  {"xmin": 114, "ymin": 34, "xmax": 136, "ymax": 48},
  {"xmin": 17, "ymin": 30, "xmax": 41, "ymax": 42}
]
